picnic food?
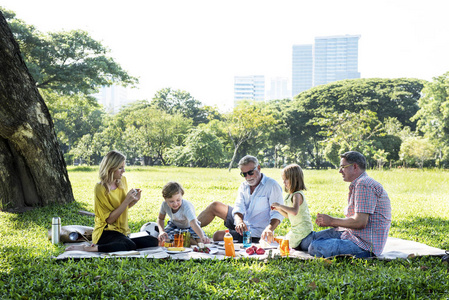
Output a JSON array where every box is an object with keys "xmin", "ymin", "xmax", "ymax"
[
  {"xmin": 167, "ymin": 247, "xmax": 185, "ymax": 252},
  {"xmin": 193, "ymin": 243, "xmax": 211, "ymax": 253},
  {"xmin": 245, "ymin": 245, "xmax": 265, "ymax": 255}
]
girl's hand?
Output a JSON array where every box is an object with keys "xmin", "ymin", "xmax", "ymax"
[{"xmin": 271, "ymin": 202, "xmax": 280, "ymax": 211}]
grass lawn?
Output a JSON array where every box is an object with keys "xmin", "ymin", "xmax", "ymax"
[{"xmin": 1, "ymin": 167, "xmax": 449, "ymax": 299}]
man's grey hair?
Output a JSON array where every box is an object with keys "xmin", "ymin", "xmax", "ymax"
[
  {"xmin": 340, "ymin": 151, "xmax": 366, "ymax": 170},
  {"xmin": 238, "ymin": 155, "xmax": 259, "ymax": 167}
]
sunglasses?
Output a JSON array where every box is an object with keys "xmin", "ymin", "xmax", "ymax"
[
  {"xmin": 339, "ymin": 163, "xmax": 354, "ymax": 170},
  {"xmin": 240, "ymin": 166, "xmax": 258, "ymax": 177}
]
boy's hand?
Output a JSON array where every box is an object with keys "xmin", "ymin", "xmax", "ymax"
[{"xmin": 158, "ymin": 232, "xmax": 168, "ymax": 246}]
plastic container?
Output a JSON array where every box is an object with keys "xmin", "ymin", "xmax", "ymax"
[{"xmin": 224, "ymin": 229, "xmax": 235, "ymax": 257}]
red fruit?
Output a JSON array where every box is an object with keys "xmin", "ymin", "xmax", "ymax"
[
  {"xmin": 271, "ymin": 206, "xmax": 275, "ymax": 210},
  {"xmin": 251, "ymin": 245, "xmax": 257, "ymax": 251},
  {"xmin": 256, "ymin": 248, "xmax": 265, "ymax": 255},
  {"xmin": 246, "ymin": 248, "xmax": 255, "ymax": 255}
]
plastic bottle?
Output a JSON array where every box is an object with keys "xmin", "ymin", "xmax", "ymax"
[{"xmin": 224, "ymin": 229, "xmax": 235, "ymax": 257}]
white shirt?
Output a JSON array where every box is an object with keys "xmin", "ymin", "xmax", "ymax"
[
  {"xmin": 232, "ymin": 174, "xmax": 284, "ymax": 237},
  {"xmin": 160, "ymin": 199, "xmax": 197, "ymax": 229}
]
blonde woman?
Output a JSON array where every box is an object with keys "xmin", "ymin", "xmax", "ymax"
[{"xmin": 66, "ymin": 150, "xmax": 158, "ymax": 252}]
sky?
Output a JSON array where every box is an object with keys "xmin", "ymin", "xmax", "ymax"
[{"xmin": 2, "ymin": 0, "xmax": 449, "ymax": 111}]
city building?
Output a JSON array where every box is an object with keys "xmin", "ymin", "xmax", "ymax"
[
  {"xmin": 292, "ymin": 44, "xmax": 313, "ymax": 96},
  {"xmin": 313, "ymin": 35, "xmax": 361, "ymax": 86},
  {"xmin": 292, "ymin": 34, "xmax": 361, "ymax": 97},
  {"xmin": 93, "ymin": 85, "xmax": 129, "ymax": 114},
  {"xmin": 266, "ymin": 77, "xmax": 291, "ymax": 100},
  {"xmin": 234, "ymin": 75, "xmax": 265, "ymax": 105}
]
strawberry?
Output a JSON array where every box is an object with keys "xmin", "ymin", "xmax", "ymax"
[
  {"xmin": 256, "ymin": 247, "xmax": 265, "ymax": 255},
  {"xmin": 246, "ymin": 247, "xmax": 255, "ymax": 255}
]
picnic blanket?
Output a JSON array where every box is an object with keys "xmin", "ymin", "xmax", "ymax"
[{"xmin": 54, "ymin": 237, "xmax": 446, "ymax": 261}]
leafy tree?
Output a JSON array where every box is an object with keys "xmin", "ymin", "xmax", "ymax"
[
  {"xmin": 167, "ymin": 127, "xmax": 224, "ymax": 167},
  {"xmin": 399, "ymin": 137, "xmax": 435, "ymax": 168},
  {"xmin": 3, "ymin": 7, "xmax": 137, "ymax": 94},
  {"xmin": 412, "ymin": 72, "xmax": 449, "ymax": 166},
  {"xmin": 287, "ymin": 78, "xmax": 424, "ymax": 168},
  {"xmin": 316, "ymin": 110, "xmax": 386, "ymax": 168},
  {"xmin": 42, "ymin": 91, "xmax": 105, "ymax": 161},
  {"xmin": 224, "ymin": 101, "xmax": 277, "ymax": 171},
  {"xmin": 151, "ymin": 88, "xmax": 210, "ymax": 126},
  {"xmin": 125, "ymin": 107, "xmax": 192, "ymax": 165}
]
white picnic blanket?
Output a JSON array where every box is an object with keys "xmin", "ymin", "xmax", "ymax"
[{"xmin": 54, "ymin": 237, "xmax": 446, "ymax": 260}]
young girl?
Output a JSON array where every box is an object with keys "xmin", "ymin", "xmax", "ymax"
[
  {"xmin": 66, "ymin": 150, "xmax": 158, "ymax": 252},
  {"xmin": 157, "ymin": 181, "xmax": 210, "ymax": 246},
  {"xmin": 271, "ymin": 164, "xmax": 313, "ymax": 251}
]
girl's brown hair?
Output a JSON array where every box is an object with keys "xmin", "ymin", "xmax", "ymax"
[{"xmin": 282, "ymin": 164, "xmax": 306, "ymax": 194}]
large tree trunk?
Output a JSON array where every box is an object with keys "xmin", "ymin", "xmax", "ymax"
[{"xmin": 0, "ymin": 12, "xmax": 74, "ymax": 211}]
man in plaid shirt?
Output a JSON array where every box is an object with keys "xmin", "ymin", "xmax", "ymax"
[{"xmin": 299, "ymin": 151, "xmax": 391, "ymax": 258}]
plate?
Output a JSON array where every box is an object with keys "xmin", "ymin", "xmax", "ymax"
[
  {"xmin": 192, "ymin": 246, "xmax": 219, "ymax": 254},
  {"xmin": 165, "ymin": 248, "xmax": 193, "ymax": 254}
]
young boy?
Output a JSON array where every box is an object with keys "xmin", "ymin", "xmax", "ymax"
[{"xmin": 157, "ymin": 181, "xmax": 210, "ymax": 246}]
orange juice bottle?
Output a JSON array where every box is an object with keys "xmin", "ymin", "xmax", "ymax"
[{"xmin": 224, "ymin": 229, "xmax": 235, "ymax": 257}]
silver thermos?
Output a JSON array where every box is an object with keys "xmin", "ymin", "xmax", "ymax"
[{"xmin": 51, "ymin": 217, "xmax": 61, "ymax": 244}]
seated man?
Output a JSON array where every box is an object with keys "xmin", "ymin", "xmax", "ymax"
[
  {"xmin": 300, "ymin": 151, "xmax": 392, "ymax": 258},
  {"xmin": 197, "ymin": 155, "xmax": 284, "ymax": 243}
]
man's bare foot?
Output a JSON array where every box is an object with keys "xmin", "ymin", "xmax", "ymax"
[{"xmin": 65, "ymin": 244, "xmax": 98, "ymax": 252}]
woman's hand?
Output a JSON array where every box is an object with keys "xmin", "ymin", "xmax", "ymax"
[{"xmin": 127, "ymin": 188, "xmax": 141, "ymax": 208}]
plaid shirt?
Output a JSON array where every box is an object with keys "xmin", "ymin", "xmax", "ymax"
[{"xmin": 340, "ymin": 172, "xmax": 391, "ymax": 255}]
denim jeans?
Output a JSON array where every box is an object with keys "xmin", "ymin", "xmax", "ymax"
[{"xmin": 299, "ymin": 228, "xmax": 373, "ymax": 258}]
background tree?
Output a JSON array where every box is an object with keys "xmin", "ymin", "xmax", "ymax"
[
  {"xmin": 399, "ymin": 137, "xmax": 435, "ymax": 168},
  {"xmin": 167, "ymin": 127, "xmax": 224, "ymax": 167},
  {"xmin": 3, "ymin": 7, "xmax": 137, "ymax": 95},
  {"xmin": 0, "ymin": 12, "xmax": 73, "ymax": 210},
  {"xmin": 412, "ymin": 72, "xmax": 449, "ymax": 167},
  {"xmin": 151, "ymin": 88, "xmax": 210, "ymax": 126},
  {"xmin": 224, "ymin": 101, "xmax": 277, "ymax": 171}
]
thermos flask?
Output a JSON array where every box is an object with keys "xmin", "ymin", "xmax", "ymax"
[{"xmin": 51, "ymin": 217, "xmax": 61, "ymax": 244}]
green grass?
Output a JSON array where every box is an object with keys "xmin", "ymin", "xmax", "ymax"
[{"xmin": 1, "ymin": 167, "xmax": 449, "ymax": 299}]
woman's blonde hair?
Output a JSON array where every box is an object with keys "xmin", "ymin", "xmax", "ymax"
[
  {"xmin": 99, "ymin": 150, "xmax": 126, "ymax": 194},
  {"xmin": 282, "ymin": 164, "xmax": 306, "ymax": 194}
]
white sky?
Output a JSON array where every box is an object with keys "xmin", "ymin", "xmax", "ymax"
[{"xmin": 2, "ymin": 0, "xmax": 449, "ymax": 111}]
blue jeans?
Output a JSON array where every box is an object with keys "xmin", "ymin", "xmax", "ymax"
[{"xmin": 299, "ymin": 228, "xmax": 374, "ymax": 258}]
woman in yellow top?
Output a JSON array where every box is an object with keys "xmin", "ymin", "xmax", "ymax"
[
  {"xmin": 66, "ymin": 150, "xmax": 158, "ymax": 252},
  {"xmin": 271, "ymin": 164, "xmax": 313, "ymax": 251}
]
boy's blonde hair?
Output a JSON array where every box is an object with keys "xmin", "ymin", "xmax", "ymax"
[
  {"xmin": 162, "ymin": 181, "xmax": 184, "ymax": 199},
  {"xmin": 99, "ymin": 150, "xmax": 126, "ymax": 194},
  {"xmin": 282, "ymin": 164, "xmax": 306, "ymax": 194}
]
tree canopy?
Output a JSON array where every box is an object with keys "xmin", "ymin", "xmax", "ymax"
[{"xmin": 3, "ymin": 7, "xmax": 138, "ymax": 95}]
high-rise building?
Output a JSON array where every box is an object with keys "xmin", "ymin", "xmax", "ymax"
[
  {"xmin": 292, "ymin": 35, "xmax": 361, "ymax": 97},
  {"xmin": 292, "ymin": 44, "xmax": 313, "ymax": 96},
  {"xmin": 234, "ymin": 75, "xmax": 265, "ymax": 105},
  {"xmin": 266, "ymin": 77, "xmax": 291, "ymax": 100},
  {"xmin": 313, "ymin": 35, "xmax": 361, "ymax": 86},
  {"xmin": 93, "ymin": 85, "xmax": 129, "ymax": 114}
]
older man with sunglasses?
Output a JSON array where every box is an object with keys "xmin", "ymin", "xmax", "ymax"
[
  {"xmin": 198, "ymin": 155, "xmax": 284, "ymax": 243},
  {"xmin": 300, "ymin": 151, "xmax": 391, "ymax": 258}
]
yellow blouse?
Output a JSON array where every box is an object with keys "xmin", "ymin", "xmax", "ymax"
[{"xmin": 92, "ymin": 176, "xmax": 130, "ymax": 244}]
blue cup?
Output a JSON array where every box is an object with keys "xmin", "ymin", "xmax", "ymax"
[{"xmin": 243, "ymin": 230, "xmax": 252, "ymax": 248}]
